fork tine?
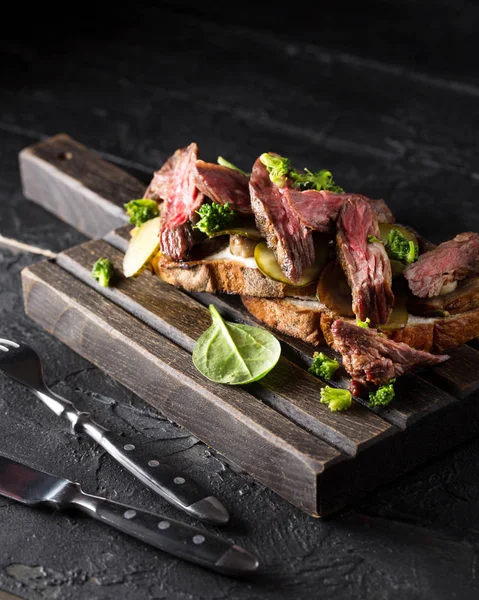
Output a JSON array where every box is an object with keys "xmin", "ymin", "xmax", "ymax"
[
  {"xmin": 0, "ymin": 345, "xmax": 9, "ymax": 352},
  {"xmin": 0, "ymin": 339, "xmax": 20, "ymax": 348}
]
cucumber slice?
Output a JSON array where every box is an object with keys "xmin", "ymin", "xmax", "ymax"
[
  {"xmin": 123, "ymin": 216, "xmax": 161, "ymax": 278},
  {"xmin": 254, "ymin": 236, "xmax": 329, "ymax": 287}
]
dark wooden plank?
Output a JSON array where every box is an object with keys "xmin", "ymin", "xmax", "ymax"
[
  {"xmin": 22, "ymin": 260, "xmax": 343, "ymax": 517},
  {"xmin": 56, "ymin": 239, "xmax": 394, "ymax": 457},
  {"xmin": 19, "ymin": 134, "xmax": 145, "ymax": 238},
  {"xmin": 425, "ymin": 345, "xmax": 479, "ymax": 398}
]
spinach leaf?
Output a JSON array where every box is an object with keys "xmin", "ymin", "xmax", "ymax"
[{"xmin": 192, "ymin": 305, "xmax": 281, "ymax": 385}]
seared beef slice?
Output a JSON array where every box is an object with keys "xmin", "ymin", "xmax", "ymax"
[
  {"xmin": 405, "ymin": 232, "xmax": 479, "ymax": 298},
  {"xmin": 284, "ymin": 190, "xmax": 395, "ymax": 232},
  {"xmin": 195, "ymin": 160, "xmax": 252, "ymax": 215},
  {"xmin": 249, "ymin": 156, "xmax": 315, "ymax": 283},
  {"xmin": 336, "ymin": 197, "xmax": 394, "ymax": 325},
  {"xmin": 159, "ymin": 143, "xmax": 204, "ymax": 260},
  {"xmin": 330, "ymin": 319, "xmax": 449, "ymax": 386}
]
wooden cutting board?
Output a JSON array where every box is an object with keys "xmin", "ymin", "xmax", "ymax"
[{"xmin": 18, "ymin": 134, "xmax": 479, "ymax": 518}]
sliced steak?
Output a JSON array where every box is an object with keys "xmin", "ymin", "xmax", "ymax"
[
  {"xmin": 144, "ymin": 148, "xmax": 183, "ymax": 201},
  {"xmin": 194, "ymin": 160, "xmax": 252, "ymax": 215},
  {"xmin": 330, "ymin": 319, "xmax": 449, "ymax": 386},
  {"xmin": 159, "ymin": 143, "xmax": 204, "ymax": 261},
  {"xmin": 249, "ymin": 155, "xmax": 315, "ymax": 283},
  {"xmin": 283, "ymin": 190, "xmax": 394, "ymax": 232},
  {"xmin": 336, "ymin": 197, "xmax": 394, "ymax": 325},
  {"xmin": 404, "ymin": 232, "xmax": 479, "ymax": 298}
]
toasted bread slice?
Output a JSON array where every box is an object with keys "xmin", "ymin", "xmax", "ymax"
[
  {"xmin": 241, "ymin": 295, "xmax": 479, "ymax": 353},
  {"xmin": 152, "ymin": 254, "xmax": 316, "ymax": 298}
]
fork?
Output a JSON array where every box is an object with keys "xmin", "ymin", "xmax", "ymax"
[{"xmin": 0, "ymin": 338, "xmax": 229, "ymax": 525}]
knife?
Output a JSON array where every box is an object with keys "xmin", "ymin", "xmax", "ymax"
[{"xmin": 0, "ymin": 455, "xmax": 259, "ymax": 577}]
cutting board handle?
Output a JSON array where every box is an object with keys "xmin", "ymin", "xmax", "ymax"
[{"xmin": 18, "ymin": 133, "xmax": 147, "ymax": 239}]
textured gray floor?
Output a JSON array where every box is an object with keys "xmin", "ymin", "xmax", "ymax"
[{"xmin": 1, "ymin": 4, "xmax": 479, "ymax": 599}]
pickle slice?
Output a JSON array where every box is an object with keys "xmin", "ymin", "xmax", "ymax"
[
  {"xmin": 123, "ymin": 216, "xmax": 161, "ymax": 278},
  {"xmin": 209, "ymin": 226, "xmax": 263, "ymax": 240},
  {"xmin": 378, "ymin": 223, "xmax": 418, "ymax": 245},
  {"xmin": 379, "ymin": 280, "xmax": 409, "ymax": 331},
  {"xmin": 254, "ymin": 236, "xmax": 329, "ymax": 287}
]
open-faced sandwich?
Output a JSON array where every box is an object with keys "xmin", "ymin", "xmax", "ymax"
[{"xmin": 121, "ymin": 142, "xmax": 479, "ymax": 407}]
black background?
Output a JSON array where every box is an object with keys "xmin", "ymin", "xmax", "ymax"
[{"xmin": 1, "ymin": 2, "xmax": 479, "ymax": 599}]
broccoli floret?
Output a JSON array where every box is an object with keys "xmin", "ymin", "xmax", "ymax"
[
  {"xmin": 320, "ymin": 386, "xmax": 352, "ymax": 412},
  {"xmin": 194, "ymin": 202, "xmax": 236, "ymax": 236},
  {"xmin": 292, "ymin": 168, "xmax": 344, "ymax": 193},
  {"xmin": 91, "ymin": 257, "xmax": 114, "ymax": 287},
  {"xmin": 367, "ymin": 235, "xmax": 383, "ymax": 244},
  {"xmin": 124, "ymin": 199, "xmax": 159, "ymax": 227},
  {"xmin": 217, "ymin": 156, "xmax": 250, "ymax": 177},
  {"xmin": 386, "ymin": 229, "xmax": 418, "ymax": 264},
  {"xmin": 260, "ymin": 153, "xmax": 291, "ymax": 187},
  {"xmin": 357, "ymin": 317, "xmax": 371, "ymax": 328},
  {"xmin": 260, "ymin": 152, "xmax": 343, "ymax": 192},
  {"xmin": 369, "ymin": 378, "xmax": 396, "ymax": 408},
  {"xmin": 309, "ymin": 352, "xmax": 340, "ymax": 380}
]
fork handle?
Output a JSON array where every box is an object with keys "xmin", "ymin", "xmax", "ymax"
[{"xmin": 35, "ymin": 389, "xmax": 229, "ymax": 525}]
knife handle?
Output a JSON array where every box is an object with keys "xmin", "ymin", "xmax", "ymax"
[
  {"xmin": 36, "ymin": 388, "xmax": 229, "ymax": 525},
  {"xmin": 70, "ymin": 491, "xmax": 258, "ymax": 577}
]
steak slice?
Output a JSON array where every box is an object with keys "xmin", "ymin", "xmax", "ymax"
[
  {"xmin": 144, "ymin": 148, "xmax": 183, "ymax": 201},
  {"xmin": 330, "ymin": 319, "xmax": 449, "ymax": 386},
  {"xmin": 194, "ymin": 160, "xmax": 252, "ymax": 215},
  {"xmin": 336, "ymin": 197, "xmax": 394, "ymax": 325},
  {"xmin": 159, "ymin": 143, "xmax": 204, "ymax": 260},
  {"xmin": 404, "ymin": 232, "xmax": 479, "ymax": 298},
  {"xmin": 283, "ymin": 190, "xmax": 395, "ymax": 232},
  {"xmin": 249, "ymin": 155, "xmax": 315, "ymax": 283}
]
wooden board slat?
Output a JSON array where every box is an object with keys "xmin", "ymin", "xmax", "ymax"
[
  {"xmin": 19, "ymin": 134, "xmax": 145, "ymax": 238},
  {"xmin": 56, "ymin": 239, "xmax": 395, "ymax": 457},
  {"xmin": 22, "ymin": 260, "xmax": 343, "ymax": 517}
]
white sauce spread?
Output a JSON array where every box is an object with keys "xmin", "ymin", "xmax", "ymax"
[{"xmin": 206, "ymin": 246, "xmax": 258, "ymax": 269}]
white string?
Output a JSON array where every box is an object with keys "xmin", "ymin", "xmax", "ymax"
[{"xmin": 0, "ymin": 234, "xmax": 57, "ymax": 259}]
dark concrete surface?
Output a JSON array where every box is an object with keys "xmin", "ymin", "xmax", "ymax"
[{"xmin": 1, "ymin": 3, "xmax": 479, "ymax": 599}]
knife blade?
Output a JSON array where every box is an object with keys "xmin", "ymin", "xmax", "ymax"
[{"xmin": 0, "ymin": 455, "xmax": 258, "ymax": 577}]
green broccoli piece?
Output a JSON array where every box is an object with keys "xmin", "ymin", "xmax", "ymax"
[
  {"xmin": 124, "ymin": 199, "xmax": 159, "ymax": 227},
  {"xmin": 292, "ymin": 168, "xmax": 344, "ymax": 193},
  {"xmin": 369, "ymin": 379, "xmax": 396, "ymax": 408},
  {"xmin": 367, "ymin": 235, "xmax": 383, "ymax": 244},
  {"xmin": 217, "ymin": 156, "xmax": 250, "ymax": 177},
  {"xmin": 386, "ymin": 229, "xmax": 418, "ymax": 264},
  {"xmin": 309, "ymin": 352, "xmax": 340, "ymax": 380},
  {"xmin": 91, "ymin": 257, "xmax": 114, "ymax": 287},
  {"xmin": 357, "ymin": 317, "xmax": 371, "ymax": 328},
  {"xmin": 260, "ymin": 152, "xmax": 343, "ymax": 192},
  {"xmin": 194, "ymin": 202, "xmax": 236, "ymax": 236},
  {"xmin": 260, "ymin": 153, "xmax": 291, "ymax": 187},
  {"xmin": 320, "ymin": 386, "xmax": 352, "ymax": 412}
]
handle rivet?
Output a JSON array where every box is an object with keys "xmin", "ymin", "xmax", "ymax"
[
  {"xmin": 174, "ymin": 477, "xmax": 185, "ymax": 485},
  {"xmin": 158, "ymin": 520, "xmax": 170, "ymax": 530},
  {"xmin": 124, "ymin": 444, "xmax": 135, "ymax": 451},
  {"xmin": 148, "ymin": 460, "xmax": 160, "ymax": 467},
  {"xmin": 192, "ymin": 535, "xmax": 205, "ymax": 545},
  {"xmin": 124, "ymin": 509, "xmax": 137, "ymax": 519}
]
